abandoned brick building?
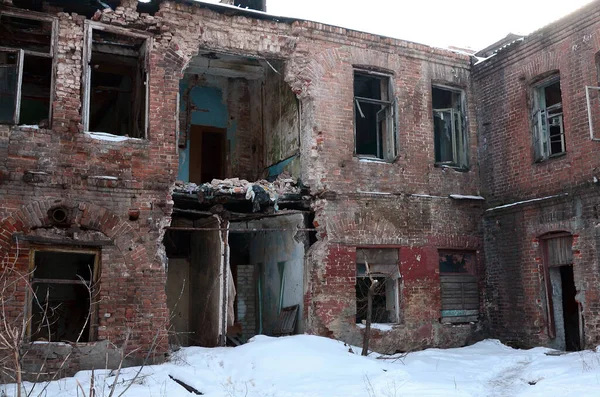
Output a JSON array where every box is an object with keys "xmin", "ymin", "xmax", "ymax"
[{"xmin": 0, "ymin": 0, "xmax": 599, "ymax": 379}]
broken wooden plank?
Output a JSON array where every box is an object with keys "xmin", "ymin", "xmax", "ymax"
[{"xmin": 168, "ymin": 376, "xmax": 203, "ymax": 395}]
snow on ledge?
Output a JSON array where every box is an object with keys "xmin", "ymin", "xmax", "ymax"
[
  {"xmin": 411, "ymin": 193, "xmax": 446, "ymax": 199},
  {"xmin": 357, "ymin": 190, "xmax": 392, "ymax": 195},
  {"xmin": 357, "ymin": 323, "xmax": 394, "ymax": 332},
  {"xmin": 486, "ymin": 193, "xmax": 568, "ymax": 212},
  {"xmin": 85, "ymin": 131, "xmax": 142, "ymax": 142},
  {"xmin": 450, "ymin": 194, "xmax": 486, "ymax": 201},
  {"xmin": 89, "ymin": 175, "xmax": 119, "ymax": 180}
]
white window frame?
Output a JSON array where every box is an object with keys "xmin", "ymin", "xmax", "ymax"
[
  {"xmin": 82, "ymin": 21, "xmax": 151, "ymax": 139},
  {"xmin": 532, "ymin": 77, "xmax": 565, "ymax": 162},
  {"xmin": 432, "ymin": 85, "xmax": 468, "ymax": 168},
  {"xmin": 353, "ymin": 69, "xmax": 398, "ymax": 162},
  {"xmin": 0, "ymin": 10, "xmax": 57, "ymax": 126}
]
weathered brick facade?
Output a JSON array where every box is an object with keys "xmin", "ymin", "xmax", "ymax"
[
  {"xmin": 474, "ymin": 1, "xmax": 600, "ymax": 349},
  {"xmin": 1, "ymin": 0, "xmax": 598, "ymax": 381}
]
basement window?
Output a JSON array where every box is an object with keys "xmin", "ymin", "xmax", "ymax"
[
  {"xmin": 432, "ymin": 86, "xmax": 467, "ymax": 168},
  {"xmin": 29, "ymin": 249, "xmax": 99, "ymax": 343},
  {"xmin": 355, "ymin": 248, "xmax": 399, "ymax": 324},
  {"xmin": 532, "ymin": 77, "xmax": 565, "ymax": 161},
  {"xmin": 83, "ymin": 24, "xmax": 150, "ymax": 138},
  {"xmin": 354, "ymin": 71, "xmax": 397, "ymax": 161},
  {"xmin": 439, "ymin": 250, "xmax": 478, "ymax": 324},
  {"xmin": 0, "ymin": 12, "xmax": 55, "ymax": 126}
]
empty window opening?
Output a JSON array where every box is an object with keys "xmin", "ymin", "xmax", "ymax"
[
  {"xmin": 439, "ymin": 250, "xmax": 478, "ymax": 324},
  {"xmin": 532, "ymin": 78, "xmax": 565, "ymax": 161},
  {"xmin": 354, "ymin": 71, "xmax": 397, "ymax": 161},
  {"xmin": 543, "ymin": 234, "xmax": 582, "ymax": 351},
  {"xmin": 432, "ymin": 86, "xmax": 467, "ymax": 168},
  {"xmin": 355, "ymin": 248, "xmax": 399, "ymax": 324},
  {"xmin": 30, "ymin": 249, "xmax": 99, "ymax": 343},
  {"xmin": 0, "ymin": 13, "xmax": 54, "ymax": 125},
  {"xmin": 84, "ymin": 26, "xmax": 149, "ymax": 138}
]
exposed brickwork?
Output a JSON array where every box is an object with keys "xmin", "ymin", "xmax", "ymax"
[
  {"xmin": 474, "ymin": 0, "xmax": 600, "ymax": 348},
  {"xmin": 0, "ymin": 0, "xmax": 489, "ymax": 379},
  {"xmin": 236, "ymin": 264, "xmax": 257, "ymax": 340}
]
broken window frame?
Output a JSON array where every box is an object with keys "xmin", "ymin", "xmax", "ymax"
[
  {"xmin": 353, "ymin": 69, "xmax": 398, "ymax": 161},
  {"xmin": 27, "ymin": 246, "xmax": 101, "ymax": 343},
  {"xmin": 355, "ymin": 248, "xmax": 400, "ymax": 324},
  {"xmin": 432, "ymin": 85, "xmax": 468, "ymax": 169},
  {"xmin": 585, "ymin": 86, "xmax": 600, "ymax": 140},
  {"xmin": 82, "ymin": 21, "xmax": 151, "ymax": 139},
  {"xmin": 531, "ymin": 77, "xmax": 565, "ymax": 162},
  {"xmin": 0, "ymin": 10, "xmax": 57, "ymax": 126}
]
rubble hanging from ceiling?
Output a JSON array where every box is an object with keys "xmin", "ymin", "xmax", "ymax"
[{"xmin": 172, "ymin": 173, "xmax": 308, "ymax": 212}]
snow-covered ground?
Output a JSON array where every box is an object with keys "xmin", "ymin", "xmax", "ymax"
[{"xmin": 3, "ymin": 335, "xmax": 600, "ymax": 397}]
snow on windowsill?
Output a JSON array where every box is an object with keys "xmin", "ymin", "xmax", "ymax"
[
  {"xmin": 358, "ymin": 157, "xmax": 391, "ymax": 164},
  {"xmin": 357, "ymin": 323, "xmax": 394, "ymax": 332},
  {"xmin": 18, "ymin": 124, "xmax": 40, "ymax": 129},
  {"xmin": 85, "ymin": 131, "xmax": 142, "ymax": 142}
]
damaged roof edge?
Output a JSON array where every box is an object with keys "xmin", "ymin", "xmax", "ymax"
[
  {"xmin": 159, "ymin": 0, "xmax": 472, "ymax": 62},
  {"xmin": 474, "ymin": 0, "xmax": 600, "ymax": 66}
]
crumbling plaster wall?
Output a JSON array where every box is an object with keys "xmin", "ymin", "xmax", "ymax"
[
  {"xmin": 177, "ymin": 74, "xmax": 262, "ymax": 182},
  {"xmin": 473, "ymin": 0, "xmax": 600, "ymax": 349}
]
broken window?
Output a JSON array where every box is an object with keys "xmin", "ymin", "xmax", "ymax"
[
  {"xmin": 29, "ymin": 249, "xmax": 99, "ymax": 343},
  {"xmin": 354, "ymin": 71, "xmax": 397, "ymax": 161},
  {"xmin": 83, "ymin": 24, "xmax": 150, "ymax": 138},
  {"xmin": 439, "ymin": 250, "xmax": 478, "ymax": 324},
  {"xmin": 0, "ymin": 12, "xmax": 54, "ymax": 126},
  {"xmin": 432, "ymin": 86, "xmax": 467, "ymax": 168},
  {"xmin": 355, "ymin": 248, "xmax": 399, "ymax": 324},
  {"xmin": 532, "ymin": 78, "xmax": 565, "ymax": 161}
]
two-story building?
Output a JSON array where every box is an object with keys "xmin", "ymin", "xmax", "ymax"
[{"xmin": 1, "ymin": 0, "xmax": 599, "ymax": 381}]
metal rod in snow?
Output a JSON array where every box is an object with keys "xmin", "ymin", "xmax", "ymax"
[{"xmin": 165, "ymin": 227, "xmax": 317, "ymax": 232}]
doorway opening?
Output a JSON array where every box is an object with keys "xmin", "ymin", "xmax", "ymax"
[{"xmin": 543, "ymin": 233, "xmax": 582, "ymax": 351}]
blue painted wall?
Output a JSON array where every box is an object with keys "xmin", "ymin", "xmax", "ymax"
[{"xmin": 177, "ymin": 77, "xmax": 237, "ymax": 182}]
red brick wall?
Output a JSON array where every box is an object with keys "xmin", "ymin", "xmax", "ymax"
[
  {"xmin": 305, "ymin": 196, "xmax": 484, "ymax": 352},
  {"xmin": 0, "ymin": 0, "xmax": 488, "ymax": 375},
  {"xmin": 474, "ymin": 1, "xmax": 600, "ymax": 348}
]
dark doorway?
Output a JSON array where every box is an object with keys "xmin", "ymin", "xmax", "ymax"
[
  {"xmin": 560, "ymin": 265, "xmax": 581, "ymax": 351},
  {"xmin": 189, "ymin": 125, "xmax": 226, "ymax": 184}
]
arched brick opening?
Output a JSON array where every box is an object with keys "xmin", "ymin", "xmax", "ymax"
[{"xmin": 0, "ymin": 198, "xmax": 170, "ymax": 376}]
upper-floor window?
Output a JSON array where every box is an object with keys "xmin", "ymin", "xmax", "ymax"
[
  {"xmin": 532, "ymin": 77, "xmax": 565, "ymax": 161},
  {"xmin": 83, "ymin": 23, "xmax": 150, "ymax": 138},
  {"xmin": 0, "ymin": 11, "xmax": 55, "ymax": 126},
  {"xmin": 432, "ymin": 86, "xmax": 468, "ymax": 168},
  {"xmin": 353, "ymin": 70, "xmax": 397, "ymax": 161}
]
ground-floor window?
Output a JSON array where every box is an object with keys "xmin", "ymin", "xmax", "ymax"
[
  {"xmin": 29, "ymin": 248, "xmax": 99, "ymax": 342},
  {"xmin": 439, "ymin": 250, "xmax": 478, "ymax": 323},
  {"xmin": 355, "ymin": 248, "xmax": 400, "ymax": 324}
]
